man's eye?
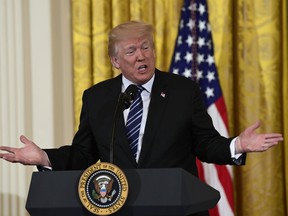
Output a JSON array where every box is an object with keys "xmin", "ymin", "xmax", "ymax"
[{"xmin": 126, "ymin": 50, "xmax": 134, "ymax": 55}]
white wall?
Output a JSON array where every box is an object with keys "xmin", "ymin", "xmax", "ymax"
[{"xmin": 0, "ymin": 0, "xmax": 73, "ymax": 215}]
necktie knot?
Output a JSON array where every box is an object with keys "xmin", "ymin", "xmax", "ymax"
[{"xmin": 136, "ymin": 85, "xmax": 145, "ymax": 95}]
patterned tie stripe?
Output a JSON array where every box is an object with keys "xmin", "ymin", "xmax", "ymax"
[{"xmin": 126, "ymin": 86, "xmax": 145, "ymax": 158}]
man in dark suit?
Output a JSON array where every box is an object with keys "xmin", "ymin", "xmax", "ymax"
[
  {"xmin": 0, "ymin": 20, "xmax": 283, "ymax": 215},
  {"xmin": 45, "ymin": 68, "xmax": 239, "ymax": 173}
]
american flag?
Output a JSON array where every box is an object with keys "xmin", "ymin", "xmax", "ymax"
[{"xmin": 169, "ymin": 0, "xmax": 234, "ymax": 215}]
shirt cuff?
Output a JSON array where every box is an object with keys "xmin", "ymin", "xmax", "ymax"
[
  {"xmin": 230, "ymin": 137, "xmax": 242, "ymax": 159},
  {"xmin": 37, "ymin": 151, "xmax": 53, "ymax": 171}
]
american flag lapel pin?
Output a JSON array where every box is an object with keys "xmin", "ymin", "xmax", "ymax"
[{"xmin": 160, "ymin": 92, "xmax": 165, "ymax": 98}]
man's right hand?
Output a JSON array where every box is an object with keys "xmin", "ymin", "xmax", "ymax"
[{"xmin": 0, "ymin": 135, "xmax": 51, "ymax": 166}]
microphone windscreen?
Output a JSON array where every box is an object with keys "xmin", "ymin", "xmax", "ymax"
[
  {"xmin": 124, "ymin": 84, "xmax": 138, "ymax": 101},
  {"xmin": 122, "ymin": 84, "xmax": 138, "ymax": 110}
]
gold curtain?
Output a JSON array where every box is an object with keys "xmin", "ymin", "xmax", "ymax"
[
  {"xmin": 209, "ymin": 0, "xmax": 288, "ymax": 215},
  {"xmin": 72, "ymin": 0, "xmax": 288, "ymax": 215}
]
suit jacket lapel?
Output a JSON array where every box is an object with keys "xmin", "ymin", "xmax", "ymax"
[{"xmin": 138, "ymin": 70, "xmax": 168, "ymax": 166}]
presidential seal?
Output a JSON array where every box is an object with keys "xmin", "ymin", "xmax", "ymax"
[{"xmin": 78, "ymin": 162, "xmax": 129, "ymax": 215}]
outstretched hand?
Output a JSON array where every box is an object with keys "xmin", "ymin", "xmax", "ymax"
[
  {"xmin": 235, "ymin": 121, "xmax": 283, "ymax": 154},
  {"xmin": 0, "ymin": 135, "xmax": 50, "ymax": 166}
]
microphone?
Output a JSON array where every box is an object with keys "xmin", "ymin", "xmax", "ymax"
[
  {"xmin": 110, "ymin": 84, "xmax": 139, "ymax": 163},
  {"xmin": 120, "ymin": 84, "xmax": 138, "ymax": 111}
]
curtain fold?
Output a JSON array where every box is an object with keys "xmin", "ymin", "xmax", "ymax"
[
  {"xmin": 71, "ymin": 0, "xmax": 288, "ymax": 215},
  {"xmin": 72, "ymin": 0, "xmax": 93, "ymax": 132},
  {"xmin": 282, "ymin": 0, "xmax": 288, "ymax": 214}
]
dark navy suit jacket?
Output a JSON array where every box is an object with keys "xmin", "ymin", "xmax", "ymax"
[{"xmin": 45, "ymin": 69, "xmax": 245, "ymax": 177}]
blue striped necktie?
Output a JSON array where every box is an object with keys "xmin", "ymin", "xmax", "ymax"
[{"xmin": 126, "ymin": 86, "xmax": 145, "ymax": 159}]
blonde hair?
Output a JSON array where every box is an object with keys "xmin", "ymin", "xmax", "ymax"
[{"xmin": 108, "ymin": 20, "xmax": 154, "ymax": 57}]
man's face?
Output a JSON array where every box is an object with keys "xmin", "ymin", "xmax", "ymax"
[{"xmin": 111, "ymin": 36, "xmax": 156, "ymax": 85}]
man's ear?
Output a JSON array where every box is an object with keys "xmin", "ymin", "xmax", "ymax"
[{"xmin": 110, "ymin": 57, "xmax": 120, "ymax": 69}]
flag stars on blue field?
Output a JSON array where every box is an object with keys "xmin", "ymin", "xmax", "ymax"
[
  {"xmin": 169, "ymin": 0, "xmax": 222, "ymax": 107},
  {"xmin": 196, "ymin": 70, "xmax": 203, "ymax": 81},
  {"xmin": 183, "ymin": 68, "xmax": 192, "ymax": 78},
  {"xmin": 197, "ymin": 54, "xmax": 205, "ymax": 65},
  {"xmin": 206, "ymin": 71, "xmax": 215, "ymax": 82},
  {"xmin": 177, "ymin": 36, "xmax": 183, "ymax": 46},
  {"xmin": 184, "ymin": 52, "xmax": 193, "ymax": 63},
  {"xmin": 175, "ymin": 52, "xmax": 181, "ymax": 62},
  {"xmin": 198, "ymin": 20, "xmax": 206, "ymax": 31},
  {"xmin": 198, "ymin": 3, "xmax": 206, "ymax": 15},
  {"xmin": 206, "ymin": 55, "xmax": 214, "ymax": 65},
  {"xmin": 205, "ymin": 87, "xmax": 214, "ymax": 98},
  {"xmin": 186, "ymin": 18, "xmax": 195, "ymax": 30},
  {"xmin": 186, "ymin": 35, "xmax": 193, "ymax": 46},
  {"xmin": 197, "ymin": 37, "xmax": 205, "ymax": 48}
]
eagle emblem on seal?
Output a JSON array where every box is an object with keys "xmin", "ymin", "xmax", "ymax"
[{"xmin": 92, "ymin": 175, "xmax": 116, "ymax": 203}]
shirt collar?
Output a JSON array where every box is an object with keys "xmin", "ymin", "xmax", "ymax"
[{"xmin": 122, "ymin": 74, "xmax": 154, "ymax": 93}]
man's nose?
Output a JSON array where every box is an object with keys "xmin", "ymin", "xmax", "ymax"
[{"xmin": 136, "ymin": 49, "xmax": 145, "ymax": 61}]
